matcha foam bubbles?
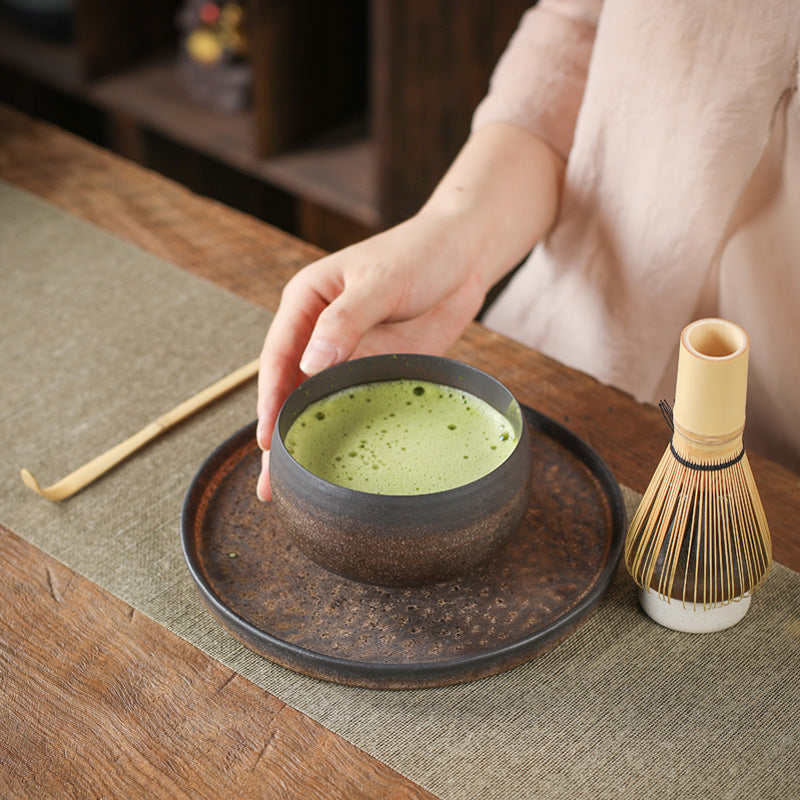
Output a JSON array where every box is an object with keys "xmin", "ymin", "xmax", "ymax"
[{"xmin": 284, "ymin": 379, "xmax": 517, "ymax": 495}]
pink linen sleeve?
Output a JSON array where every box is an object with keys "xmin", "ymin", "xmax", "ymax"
[{"xmin": 471, "ymin": 0, "xmax": 602, "ymax": 160}]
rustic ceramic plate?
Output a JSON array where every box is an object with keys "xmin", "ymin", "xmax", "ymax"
[{"xmin": 181, "ymin": 407, "xmax": 626, "ymax": 689}]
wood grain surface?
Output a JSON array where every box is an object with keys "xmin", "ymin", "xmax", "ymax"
[
  {"xmin": 0, "ymin": 526, "xmax": 433, "ymax": 800},
  {"xmin": 1, "ymin": 103, "xmax": 798, "ymax": 798}
]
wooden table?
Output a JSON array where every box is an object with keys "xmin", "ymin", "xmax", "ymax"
[{"xmin": 1, "ymin": 104, "xmax": 798, "ymax": 799}]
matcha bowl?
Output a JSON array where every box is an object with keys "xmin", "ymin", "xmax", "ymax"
[{"xmin": 269, "ymin": 353, "xmax": 533, "ymax": 586}]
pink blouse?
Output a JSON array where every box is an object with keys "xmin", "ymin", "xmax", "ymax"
[{"xmin": 474, "ymin": 0, "xmax": 800, "ymax": 472}]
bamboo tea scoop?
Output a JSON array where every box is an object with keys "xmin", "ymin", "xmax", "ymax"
[{"xmin": 20, "ymin": 358, "xmax": 260, "ymax": 502}]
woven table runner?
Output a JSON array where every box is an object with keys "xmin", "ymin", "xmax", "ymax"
[{"xmin": 1, "ymin": 180, "xmax": 798, "ymax": 800}]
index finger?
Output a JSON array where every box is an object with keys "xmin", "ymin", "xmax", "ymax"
[{"xmin": 256, "ymin": 273, "xmax": 328, "ymax": 451}]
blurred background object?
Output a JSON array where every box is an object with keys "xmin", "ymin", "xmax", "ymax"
[
  {"xmin": 0, "ymin": 0, "xmax": 73, "ymax": 41},
  {"xmin": 176, "ymin": 0, "xmax": 250, "ymax": 113}
]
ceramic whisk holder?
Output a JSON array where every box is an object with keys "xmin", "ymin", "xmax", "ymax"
[{"xmin": 625, "ymin": 318, "xmax": 772, "ymax": 632}]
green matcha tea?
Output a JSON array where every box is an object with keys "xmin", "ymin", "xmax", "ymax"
[{"xmin": 283, "ymin": 379, "xmax": 517, "ymax": 494}]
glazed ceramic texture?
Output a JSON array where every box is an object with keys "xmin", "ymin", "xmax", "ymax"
[{"xmin": 269, "ymin": 354, "xmax": 533, "ymax": 586}]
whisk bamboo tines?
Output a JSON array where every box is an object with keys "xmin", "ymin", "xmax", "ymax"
[{"xmin": 625, "ymin": 318, "xmax": 771, "ymax": 632}]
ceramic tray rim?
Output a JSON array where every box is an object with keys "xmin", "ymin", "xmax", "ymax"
[{"xmin": 180, "ymin": 406, "xmax": 627, "ymax": 688}]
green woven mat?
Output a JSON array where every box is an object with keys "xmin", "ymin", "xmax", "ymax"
[{"xmin": 2, "ymin": 180, "xmax": 798, "ymax": 800}]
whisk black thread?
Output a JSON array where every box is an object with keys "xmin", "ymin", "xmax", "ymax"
[
  {"xmin": 659, "ymin": 399, "xmax": 745, "ymax": 471},
  {"xmin": 668, "ymin": 439, "xmax": 745, "ymax": 472},
  {"xmin": 659, "ymin": 399, "xmax": 675, "ymax": 432}
]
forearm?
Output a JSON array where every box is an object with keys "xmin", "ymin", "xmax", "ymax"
[{"xmin": 417, "ymin": 120, "xmax": 566, "ymax": 295}]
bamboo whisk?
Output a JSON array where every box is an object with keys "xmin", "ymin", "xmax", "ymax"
[{"xmin": 625, "ymin": 318, "xmax": 771, "ymax": 631}]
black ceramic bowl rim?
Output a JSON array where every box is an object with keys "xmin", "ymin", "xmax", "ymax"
[{"xmin": 270, "ymin": 353, "xmax": 528, "ymax": 502}]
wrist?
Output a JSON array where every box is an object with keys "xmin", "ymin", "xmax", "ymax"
[{"xmin": 418, "ymin": 122, "xmax": 565, "ymax": 295}]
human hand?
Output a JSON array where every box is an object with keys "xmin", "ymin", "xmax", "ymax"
[
  {"xmin": 255, "ymin": 215, "xmax": 487, "ymax": 501},
  {"xmin": 255, "ymin": 122, "xmax": 565, "ymax": 500}
]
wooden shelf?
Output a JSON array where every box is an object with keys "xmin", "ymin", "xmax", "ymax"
[
  {"xmin": 89, "ymin": 53, "xmax": 379, "ymax": 228},
  {"xmin": 0, "ymin": 12, "xmax": 81, "ymax": 92},
  {"xmin": 0, "ymin": 1, "xmax": 532, "ymax": 249},
  {"xmin": 0, "ymin": 11, "xmax": 377, "ymax": 232}
]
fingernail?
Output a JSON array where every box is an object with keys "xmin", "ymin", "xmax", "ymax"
[{"xmin": 300, "ymin": 340, "xmax": 338, "ymax": 375}]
